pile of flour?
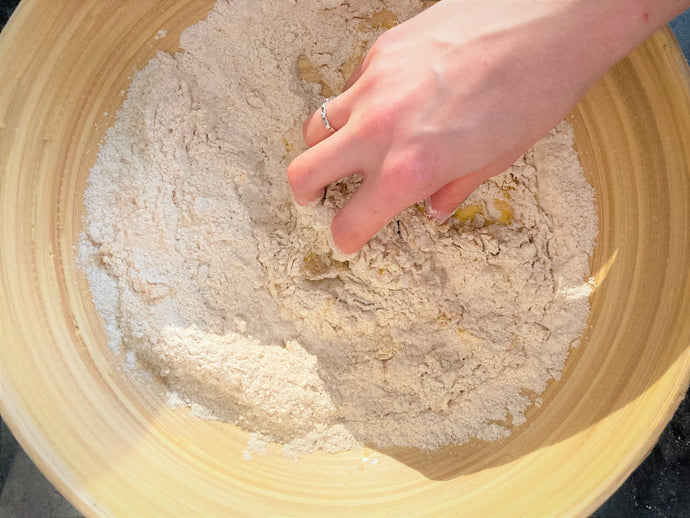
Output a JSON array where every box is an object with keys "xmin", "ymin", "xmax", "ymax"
[{"xmin": 80, "ymin": 0, "xmax": 597, "ymax": 454}]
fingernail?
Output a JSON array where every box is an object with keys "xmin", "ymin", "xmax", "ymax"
[{"xmin": 423, "ymin": 198, "xmax": 452, "ymax": 224}]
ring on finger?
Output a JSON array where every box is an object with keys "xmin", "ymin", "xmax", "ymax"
[{"xmin": 320, "ymin": 96, "xmax": 337, "ymax": 133}]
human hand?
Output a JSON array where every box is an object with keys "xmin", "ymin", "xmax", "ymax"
[{"xmin": 287, "ymin": 0, "xmax": 685, "ymax": 254}]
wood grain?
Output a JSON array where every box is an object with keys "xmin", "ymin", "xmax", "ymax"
[{"xmin": 0, "ymin": 1, "xmax": 689, "ymax": 516}]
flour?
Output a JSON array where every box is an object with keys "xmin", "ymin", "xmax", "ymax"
[{"xmin": 80, "ymin": 0, "xmax": 597, "ymax": 454}]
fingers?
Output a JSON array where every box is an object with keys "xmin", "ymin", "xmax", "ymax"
[
  {"xmin": 287, "ymin": 129, "xmax": 366, "ymax": 206},
  {"xmin": 330, "ymin": 179, "xmax": 393, "ymax": 255},
  {"xmin": 302, "ymin": 53, "xmax": 371, "ymax": 148},
  {"xmin": 342, "ymin": 57, "xmax": 368, "ymax": 92},
  {"xmin": 302, "ymin": 88, "xmax": 356, "ymax": 148},
  {"xmin": 424, "ymin": 172, "xmax": 488, "ymax": 223},
  {"xmin": 330, "ymin": 174, "xmax": 422, "ymax": 255},
  {"xmin": 425, "ymin": 153, "xmax": 522, "ymax": 222}
]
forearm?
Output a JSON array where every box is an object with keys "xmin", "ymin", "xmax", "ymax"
[
  {"xmin": 487, "ymin": 0, "xmax": 690, "ymax": 113},
  {"xmin": 571, "ymin": 0, "xmax": 690, "ymax": 72},
  {"xmin": 619, "ymin": 0, "xmax": 690, "ymax": 33}
]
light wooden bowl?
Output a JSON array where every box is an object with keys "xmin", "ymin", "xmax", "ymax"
[{"xmin": 1, "ymin": 1, "xmax": 689, "ymax": 516}]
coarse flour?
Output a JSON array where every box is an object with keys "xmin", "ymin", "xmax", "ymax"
[{"xmin": 80, "ymin": 0, "xmax": 597, "ymax": 455}]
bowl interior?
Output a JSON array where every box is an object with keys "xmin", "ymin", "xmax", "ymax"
[{"xmin": 1, "ymin": 1, "xmax": 689, "ymax": 516}]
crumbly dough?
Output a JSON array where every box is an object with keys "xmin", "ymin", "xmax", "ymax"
[{"xmin": 80, "ymin": 0, "xmax": 597, "ymax": 455}]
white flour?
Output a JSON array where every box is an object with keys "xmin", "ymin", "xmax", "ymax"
[{"xmin": 80, "ymin": 0, "xmax": 597, "ymax": 454}]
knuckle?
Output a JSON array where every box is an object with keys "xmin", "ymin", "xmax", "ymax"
[
  {"xmin": 358, "ymin": 37, "xmax": 389, "ymax": 79},
  {"xmin": 355, "ymin": 103, "xmax": 398, "ymax": 139},
  {"xmin": 372, "ymin": 105, "xmax": 398, "ymax": 134},
  {"xmin": 405, "ymin": 153, "xmax": 435, "ymax": 190},
  {"xmin": 365, "ymin": 38, "xmax": 384, "ymax": 61},
  {"xmin": 385, "ymin": 148, "xmax": 436, "ymax": 196},
  {"xmin": 370, "ymin": 29, "xmax": 396, "ymax": 55}
]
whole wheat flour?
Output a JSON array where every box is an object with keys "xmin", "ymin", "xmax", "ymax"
[{"xmin": 80, "ymin": 0, "xmax": 597, "ymax": 455}]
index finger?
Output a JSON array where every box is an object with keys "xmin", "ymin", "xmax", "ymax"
[
  {"xmin": 330, "ymin": 169, "xmax": 431, "ymax": 255},
  {"xmin": 287, "ymin": 128, "xmax": 368, "ymax": 206}
]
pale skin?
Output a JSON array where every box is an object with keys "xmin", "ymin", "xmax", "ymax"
[{"xmin": 287, "ymin": 0, "xmax": 690, "ymax": 254}]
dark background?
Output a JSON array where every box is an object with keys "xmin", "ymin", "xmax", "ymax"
[{"xmin": 1, "ymin": 2, "xmax": 689, "ymax": 516}]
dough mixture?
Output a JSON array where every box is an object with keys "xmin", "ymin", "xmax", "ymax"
[{"xmin": 80, "ymin": 0, "xmax": 597, "ymax": 455}]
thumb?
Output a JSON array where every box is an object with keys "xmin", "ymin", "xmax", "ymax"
[
  {"xmin": 425, "ymin": 152, "xmax": 525, "ymax": 222},
  {"xmin": 424, "ymin": 170, "xmax": 490, "ymax": 223}
]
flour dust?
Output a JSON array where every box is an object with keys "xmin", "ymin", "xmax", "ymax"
[{"xmin": 79, "ymin": 0, "xmax": 597, "ymax": 456}]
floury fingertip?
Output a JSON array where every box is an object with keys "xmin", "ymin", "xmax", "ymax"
[
  {"xmin": 423, "ymin": 197, "xmax": 453, "ymax": 224},
  {"xmin": 327, "ymin": 227, "xmax": 358, "ymax": 261}
]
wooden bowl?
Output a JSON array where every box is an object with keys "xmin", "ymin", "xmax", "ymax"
[{"xmin": 1, "ymin": 1, "xmax": 689, "ymax": 516}]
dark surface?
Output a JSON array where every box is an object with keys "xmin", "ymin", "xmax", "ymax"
[
  {"xmin": 0, "ymin": 421, "xmax": 19, "ymax": 494},
  {"xmin": 0, "ymin": 0, "xmax": 16, "ymax": 31},
  {"xmin": 593, "ymin": 389, "xmax": 690, "ymax": 518},
  {"xmin": 0, "ymin": 1, "xmax": 689, "ymax": 515},
  {"xmin": 671, "ymin": 9, "xmax": 690, "ymax": 62}
]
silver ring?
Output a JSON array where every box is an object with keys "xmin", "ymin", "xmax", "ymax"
[{"xmin": 320, "ymin": 96, "xmax": 336, "ymax": 133}]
